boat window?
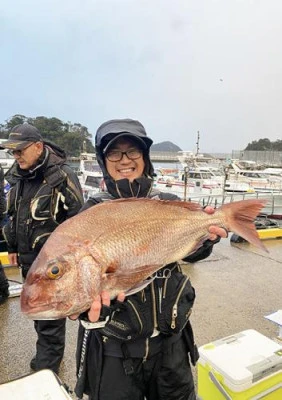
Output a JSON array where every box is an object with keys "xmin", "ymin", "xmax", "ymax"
[
  {"xmin": 0, "ymin": 150, "xmax": 14, "ymax": 160},
  {"xmin": 84, "ymin": 161, "xmax": 102, "ymax": 173},
  {"xmin": 85, "ymin": 176, "xmax": 102, "ymax": 188},
  {"xmin": 190, "ymin": 173, "xmax": 202, "ymax": 179}
]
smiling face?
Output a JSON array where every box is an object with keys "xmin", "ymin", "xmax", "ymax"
[{"xmin": 105, "ymin": 138, "xmax": 145, "ymax": 182}]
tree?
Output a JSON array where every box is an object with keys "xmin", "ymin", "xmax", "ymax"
[
  {"xmin": 245, "ymin": 138, "xmax": 279, "ymax": 151},
  {"xmin": 0, "ymin": 114, "xmax": 95, "ymax": 156},
  {"xmin": 6, "ymin": 114, "xmax": 28, "ymax": 129}
]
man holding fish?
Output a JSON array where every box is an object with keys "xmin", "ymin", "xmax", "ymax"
[
  {"xmin": 0, "ymin": 123, "xmax": 84, "ymax": 373},
  {"xmin": 72, "ymin": 119, "xmax": 229, "ymax": 400},
  {"xmin": 19, "ymin": 118, "xmax": 265, "ymax": 399}
]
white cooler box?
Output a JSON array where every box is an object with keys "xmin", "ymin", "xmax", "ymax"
[
  {"xmin": 0, "ymin": 369, "xmax": 72, "ymax": 399},
  {"xmin": 197, "ymin": 329, "xmax": 282, "ymax": 399}
]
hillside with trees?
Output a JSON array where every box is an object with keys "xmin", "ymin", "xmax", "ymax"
[
  {"xmin": 0, "ymin": 115, "xmax": 95, "ymax": 157},
  {"xmin": 4, "ymin": 115, "xmax": 280, "ymax": 155},
  {"xmin": 245, "ymin": 138, "xmax": 282, "ymax": 151},
  {"xmin": 0, "ymin": 115, "xmax": 184, "ymax": 155},
  {"xmin": 151, "ymin": 141, "xmax": 182, "ymax": 152}
]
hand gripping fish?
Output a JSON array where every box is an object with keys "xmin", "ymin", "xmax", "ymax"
[{"xmin": 21, "ymin": 198, "xmax": 267, "ymax": 319}]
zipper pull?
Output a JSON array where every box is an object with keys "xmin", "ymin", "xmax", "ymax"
[
  {"xmin": 26, "ymin": 218, "xmax": 32, "ymax": 233},
  {"xmin": 171, "ymin": 304, "xmax": 177, "ymax": 329},
  {"xmin": 158, "ymin": 287, "xmax": 162, "ymax": 314}
]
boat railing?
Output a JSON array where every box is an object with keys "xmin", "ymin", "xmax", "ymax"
[{"xmin": 186, "ymin": 191, "xmax": 282, "ymax": 215}]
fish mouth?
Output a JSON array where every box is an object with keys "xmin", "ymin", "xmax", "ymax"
[{"xmin": 21, "ymin": 301, "xmax": 69, "ymax": 319}]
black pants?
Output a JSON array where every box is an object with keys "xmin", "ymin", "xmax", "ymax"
[
  {"xmin": 21, "ymin": 264, "xmax": 66, "ymax": 373},
  {"xmin": 0, "ymin": 263, "xmax": 9, "ymax": 302},
  {"xmin": 34, "ymin": 319, "xmax": 66, "ymax": 373},
  {"xmin": 89, "ymin": 336, "xmax": 196, "ymax": 400}
]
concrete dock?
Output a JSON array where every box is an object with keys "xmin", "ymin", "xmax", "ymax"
[{"xmin": 0, "ymin": 237, "xmax": 281, "ymax": 398}]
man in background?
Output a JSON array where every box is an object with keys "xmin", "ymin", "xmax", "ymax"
[
  {"xmin": 1, "ymin": 123, "xmax": 83, "ymax": 373},
  {"xmin": 0, "ymin": 164, "xmax": 8, "ymax": 304}
]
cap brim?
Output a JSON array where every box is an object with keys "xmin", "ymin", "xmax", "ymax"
[
  {"xmin": 103, "ymin": 133, "xmax": 148, "ymax": 154},
  {"xmin": 0, "ymin": 140, "xmax": 32, "ymax": 151}
]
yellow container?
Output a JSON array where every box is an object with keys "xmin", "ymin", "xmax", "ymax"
[
  {"xmin": 198, "ymin": 329, "xmax": 282, "ymax": 399},
  {"xmin": 257, "ymin": 228, "xmax": 282, "ymax": 240},
  {"xmin": 0, "ymin": 251, "xmax": 9, "ymax": 266}
]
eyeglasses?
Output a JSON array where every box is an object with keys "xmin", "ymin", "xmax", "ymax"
[
  {"xmin": 7, "ymin": 142, "xmax": 34, "ymax": 156},
  {"xmin": 105, "ymin": 148, "xmax": 143, "ymax": 162}
]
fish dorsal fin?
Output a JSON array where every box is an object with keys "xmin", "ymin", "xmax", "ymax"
[{"xmin": 106, "ymin": 197, "xmax": 202, "ymax": 211}]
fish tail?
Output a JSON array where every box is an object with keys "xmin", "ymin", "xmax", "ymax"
[{"xmin": 221, "ymin": 199, "xmax": 268, "ymax": 252}]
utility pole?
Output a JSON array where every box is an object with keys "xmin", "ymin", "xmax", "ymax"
[{"xmin": 196, "ymin": 131, "xmax": 200, "ymax": 156}]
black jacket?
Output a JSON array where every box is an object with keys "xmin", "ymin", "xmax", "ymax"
[
  {"xmin": 0, "ymin": 165, "xmax": 6, "ymax": 225},
  {"xmin": 3, "ymin": 144, "xmax": 83, "ymax": 266},
  {"xmin": 75, "ymin": 120, "xmax": 219, "ymax": 398},
  {"xmin": 75, "ymin": 190, "xmax": 217, "ymax": 398}
]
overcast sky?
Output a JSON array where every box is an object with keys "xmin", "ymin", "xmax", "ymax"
[{"xmin": 1, "ymin": 0, "xmax": 282, "ymax": 153}]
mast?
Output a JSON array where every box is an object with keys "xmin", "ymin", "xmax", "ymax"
[{"xmin": 196, "ymin": 131, "xmax": 200, "ymax": 156}]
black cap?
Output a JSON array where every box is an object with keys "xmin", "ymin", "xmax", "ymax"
[
  {"xmin": 0, "ymin": 123, "xmax": 43, "ymax": 151},
  {"xmin": 103, "ymin": 133, "xmax": 148, "ymax": 154}
]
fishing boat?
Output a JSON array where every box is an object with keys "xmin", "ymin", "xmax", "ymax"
[
  {"xmin": 77, "ymin": 152, "xmax": 104, "ymax": 200},
  {"xmin": 195, "ymin": 165, "xmax": 255, "ymax": 194},
  {"xmin": 154, "ymin": 166, "xmax": 255, "ymax": 200},
  {"xmin": 0, "ymin": 149, "xmax": 15, "ymax": 173},
  {"xmin": 229, "ymin": 161, "xmax": 282, "ymax": 193},
  {"xmin": 154, "ymin": 168, "xmax": 222, "ymax": 198}
]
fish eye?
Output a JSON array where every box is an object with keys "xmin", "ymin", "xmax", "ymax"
[{"xmin": 46, "ymin": 263, "xmax": 63, "ymax": 280}]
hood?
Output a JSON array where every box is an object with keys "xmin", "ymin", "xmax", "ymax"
[{"xmin": 95, "ymin": 119, "xmax": 155, "ymax": 198}]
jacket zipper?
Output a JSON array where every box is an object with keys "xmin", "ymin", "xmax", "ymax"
[
  {"xmin": 158, "ymin": 287, "xmax": 162, "ymax": 313},
  {"xmin": 127, "ymin": 300, "xmax": 143, "ymax": 334},
  {"xmin": 150, "ymin": 283, "xmax": 157, "ymax": 329},
  {"xmin": 141, "ymin": 282, "xmax": 159, "ymax": 363},
  {"xmin": 143, "ymin": 338, "xmax": 149, "ymax": 363},
  {"xmin": 15, "ymin": 196, "xmax": 22, "ymax": 246},
  {"xmin": 171, "ymin": 276, "xmax": 189, "ymax": 329}
]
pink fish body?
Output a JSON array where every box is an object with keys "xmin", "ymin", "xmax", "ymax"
[{"xmin": 21, "ymin": 198, "xmax": 266, "ymax": 319}]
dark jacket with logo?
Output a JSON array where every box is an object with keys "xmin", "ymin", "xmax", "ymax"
[{"xmin": 3, "ymin": 143, "xmax": 83, "ymax": 267}]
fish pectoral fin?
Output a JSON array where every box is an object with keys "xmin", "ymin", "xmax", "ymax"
[
  {"xmin": 101, "ymin": 264, "xmax": 161, "ymax": 294},
  {"xmin": 125, "ymin": 276, "xmax": 155, "ymax": 296},
  {"xmin": 187, "ymin": 234, "xmax": 210, "ymax": 256}
]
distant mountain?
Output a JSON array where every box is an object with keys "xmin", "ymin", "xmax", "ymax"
[{"xmin": 151, "ymin": 141, "xmax": 182, "ymax": 152}]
